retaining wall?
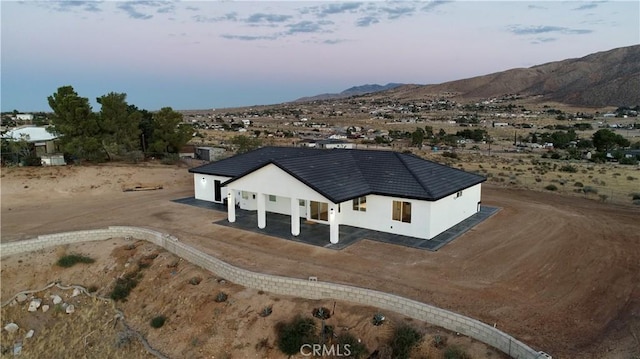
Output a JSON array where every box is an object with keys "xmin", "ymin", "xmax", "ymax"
[{"xmin": 0, "ymin": 226, "xmax": 544, "ymax": 359}]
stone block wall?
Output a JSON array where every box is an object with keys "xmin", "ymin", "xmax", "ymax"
[{"xmin": 1, "ymin": 226, "xmax": 544, "ymax": 359}]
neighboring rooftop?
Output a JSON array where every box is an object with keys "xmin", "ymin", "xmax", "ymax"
[
  {"xmin": 2, "ymin": 126, "xmax": 58, "ymax": 142},
  {"xmin": 190, "ymin": 147, "xmax": 486, "ymax": 203}
]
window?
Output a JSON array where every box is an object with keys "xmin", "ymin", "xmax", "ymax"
[
  {"xmin": 298, "ymin": 199, "xmax": 306, "ymax": 206},
  {"xmin": 310, "ymin": 201, "xmax": 328, "ymax": 221},
  {"xmin": 352, "ymin": 196, "xmax": 367, "ymax": 212},
  {"xmin": 456, "ymin": 191, "xmax": 462, "ymax": 198},
  {"xmin": 241, "ymin": 191, "xmax": 249, "ymax": 199},
  {"xmin": 269, "ymin": 195, "xmax": 277, "ymax": 202},
  {"xmin": 392, "ymin": 201, "xmax": 411, "ymax": 223}
]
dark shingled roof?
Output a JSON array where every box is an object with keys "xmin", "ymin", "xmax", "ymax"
[{"xmin": 189, "ymin": 147, "xmax": 485, "ymax": 203}]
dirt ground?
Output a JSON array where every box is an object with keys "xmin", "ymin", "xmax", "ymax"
[{"xmin": 1, "ymin": 163, "xmax": 639, "ymax": 358}]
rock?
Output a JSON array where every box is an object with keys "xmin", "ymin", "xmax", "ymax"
[
  {"xmin": 28, "ymin": 299, "xmax": 42, "ymax": 312},
  {"xmin": 25, "ymin": 330, "xmax": 34, "ymax": 339},
  {"xmin": 72, "ymin": 288, "xmax": 81, "ymax": 297},
  {"xmin": 16, "ymin": 293, "xmax": 28, "ymax": 302},
  {"xmin": 51, "ymin": 295, "xmax": 62, "ymax": 304},
  {"xmin": 65, "ymin": 305, "xmax": 75, "ymax": 314},
  {"xmin": 4, "ymin": 323, "xmax": 19, "ymax": 333},
  {"xmin": 41, "ymin": 305, "xmax": 50, "ymax": 313}
]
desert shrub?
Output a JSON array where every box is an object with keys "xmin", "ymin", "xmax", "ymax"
[
  {"xmin": 125, "ymin": 150, "xmax": 145, "ymax": 163},
  {"xmin": 160, "ymin": 153, "xmax": 180, "ymax": 165},
  {"xmin": 545, "ymin": 184, "xmax": 558, "ymax": 191},
  {"xmin": 336, "ymin": 332, "xmax": 369, "ymax": 359},
  {"xmin": 619, "ymin": 157, "xmax": 639, "ymax": 165},
  {"xmin": 550, "ymin": 152, "xmax": 561, "ymax": 159},
  {"xmin": 276, "ymin": 316, "xmax": 317, "ymax": 356},
  {"xmin": 260, "ymin": 306, "xmax": 273, "ymax": 317},
  {"xmin": 633, "ymin": 199, "xmax": 640, "ymax": 206},
  {"xmin": 574, "ymin": 182, "xmax": 584, "ymax": 187},
  {"xmin": 583, "ymin": 186, "xmax": 598, "ymax": 194},
  {"xmin": 444, "ymin": 345, "xmax": 471, "ymax": 359},
  {"xmin": 215, "ymin": 292, "xmax": 228, "ymax": 303},
  {"xmin": 20, "ymin": 155, "xmax": 42, "ymax": 167},
  {"xmin": 433, "ymin": 335, "xmax": 447, "ymax": 348},
  {"xmin": 372, "ymin": 313, "xmax": 386, "ymax": 326},
  {"xmin": 627, "ymin": 176, "xmax": 637, "ymax": 181},
  {"xmin": 312, "ymin": 307, "xmax": 331, "ymax": 320},
  {"xmin": 534, "ymin": 177, "xmax": 542, "ymax": 182},
  {"xmin": 389, "ymin": 325, "xmax": 422, "ymax": 359},
  {"xmin": 87, "ymin": 285, "xmax": 99, "ymax": 293},
  {"xmin": 150, "ymin": 315, "xmax": 166, "ymax": 328},
  {"xmin": 188, "ymin": 277, "xmax": 202, "ymax": 285},
  {"xmin": 559, "ymin": 164, "xmax": 577, "ymax": 173},
  {"xmin": 442, "ymin": 151, "xmax": 458, "ymax": 159},
  {"xmin": 630, "ymin": 193, "xmax": 640, "ymax": 200},
  {"xmin": 115, "ymin": 330, "xmax": 134, "ymax": 348},
  {"xmin": 57, "ymin": 254, "xmax": 95, "ymax": 268},
  {"xmin": 110, "ymin": 272, "xmax": 140, "ymax": 302},
  {"xmin": 599, "ymin": 194, "xmax": 608, "ymax": 202}
]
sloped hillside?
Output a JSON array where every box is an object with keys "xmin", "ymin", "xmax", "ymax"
[{"xmin": 385, "ymin": 45, "xmax": 640, "ymax": 107}]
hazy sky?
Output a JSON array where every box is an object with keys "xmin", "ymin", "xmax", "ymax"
[{"xmin": 2, "ymin": 1, "xmax": 639, "ymax": 112}]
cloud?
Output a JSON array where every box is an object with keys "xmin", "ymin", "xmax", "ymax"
[
  {"xmin": 117, "ymin": 2, "xmax": 152, "ymax": 19},
  {"xmin": 193, "ymin": 13, "xmax": 238, "ymax": 23},
  {"xmin": 185, "ymin": 6, "xmax": 199, "ymax": 12},
  {"xmin": 117, "ymin": 1, "xmax": 175, "ymax": 19},
  {"xmin": 530, "ymin": 37, "xmax": 557, "ymax": 44},
  {"xmin": 44, "ymin": 1, "xmax": 103, "ymax": 13},
  {"xmin": 356, "ymin": 16, "xmax": 379, "ymax": 27},
  {"xmin": 573, "ymin": 2, "xmax": 599, "ymax": 11},
  {"xmin": 286, "ymin": 20, "xmax": 333, "ymax": 35},
  {"xmin": 421, "ymin": 1, "xmax": 450, "ymax": 12},
  {"xmin": 318, "ymin": 2, "xmax": 362, "ymax": 17},
  {"xmin": 246, "ymin": 13, "xmax": 293, "ymax": 24},
  {"xmin": 378, "ymin": 5, "xmax": 416, "ymax": 20},
  {"xmin": 527, "ymin": 4, "xmax": 547, "ymax": 10},
  {"xmin": 323, "ymin": 39, "xmax": 348, "ymax": 45},
  {"xmin": 221, "ymin": 34, "xmax": 278, "ymax": 41},
  {"xmin": 507, "ymin": 25, "xmax": 593, "ymax": 35}
]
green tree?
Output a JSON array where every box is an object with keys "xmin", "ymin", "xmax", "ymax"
[
  {"xmin": 148, "ymin": 107, "xmax": 192, "ymax": 155},
  {"xmin": 230, "ymin": 135, "xmax": 262, "ymax": 154},
  {"xmin": 592, "ymin": 129, "xmax": 630, "ymax": 152},
  {"xmin": 96, "ymin": 92, "xmax": 141, "ymax": 159},
  {"xmin": 47, "ymin": 85, "xmax": 105, "ymax": 161},
  {"xmin": 129, "ymin": 105, "xmax": 154, "ymax": 153},
  {"xmin": 410, "ymin": 127, "xmax": 425, "ymax": 148}
]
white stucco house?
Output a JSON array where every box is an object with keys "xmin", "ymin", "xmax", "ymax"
[{"xmin": 189, "ymin": 147, "xmax": 486, "ymax": 244}]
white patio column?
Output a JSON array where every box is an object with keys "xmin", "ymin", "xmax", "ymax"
[
  {"xmin": 257, "ymin": 192, "xmax": 266, "ymax": 229},
  {"xmin": 329, "ymin": 205, "xmax": 339, "ymax": 244},
  {"xmin": 290, "ymin": 197, "xmax": 300, "ymax": 236},
  {"xmin": 227, "ymin": 190, "xmax": 236, "ymax": 223}
]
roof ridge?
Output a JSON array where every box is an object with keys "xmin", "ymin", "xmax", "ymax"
[{"xmin": 395, "ymin": 152, "xmax": 435, "ymax": 199}]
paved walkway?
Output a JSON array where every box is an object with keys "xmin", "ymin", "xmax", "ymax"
[{"xmin": 172, "ymin": 197, "xmax": 500, "ymax": 251}]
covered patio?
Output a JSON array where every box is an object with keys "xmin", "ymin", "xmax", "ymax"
[{"xmin": 172, "ymin": 197, "xmax": 499, "ymax": 251}]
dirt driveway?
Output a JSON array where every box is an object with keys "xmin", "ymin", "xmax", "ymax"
[{"xmin": 1, "ymin": 164, "xmax": 639, "ymax": 358}]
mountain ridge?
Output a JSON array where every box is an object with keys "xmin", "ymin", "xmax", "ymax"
[{"xmin": 295, "ymin": 45, "xmax": 640, "ymax": 108}]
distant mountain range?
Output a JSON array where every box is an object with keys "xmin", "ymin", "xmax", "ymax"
[
  {"xmin": 296, "ymin": 45, "xmax": 640, "ymax": 108},
  {"xmin": 294, "ymin": 83, "xmax": 404, "ymax": 102}
]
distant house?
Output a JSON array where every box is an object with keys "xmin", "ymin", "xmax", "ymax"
[
  {"xmin": 189, "ymin": 147, "xmax": 485, "ymax": 244},
  {"xmin": 1, "ymin": 126, "xmax": 65, "ymax": 165},
  {"xmin": 15, "ymin": 114, "xmax": 34, "ymax": 121},
  {"xmin": 317, "ymin": 139, "xmax": 354, "ymax": 149},
  {"xmin": 492, "ymin": 122, "xmax": 509, "ymax": 128}
]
